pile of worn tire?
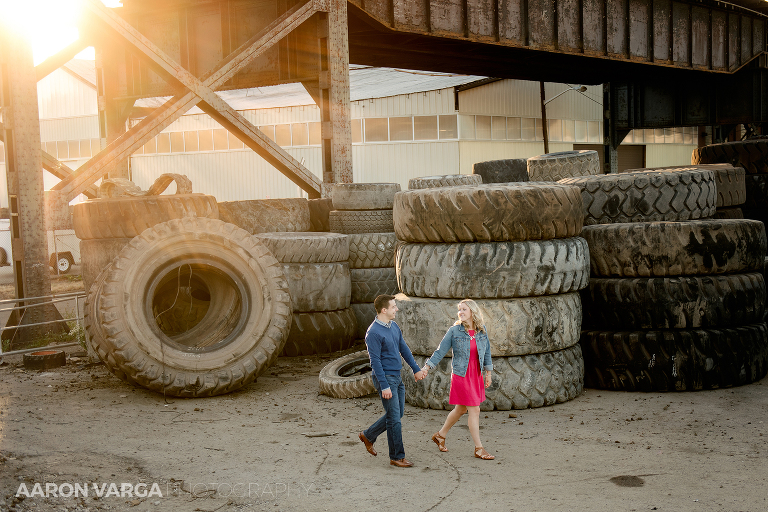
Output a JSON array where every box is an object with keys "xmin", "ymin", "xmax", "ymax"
[
  {"xmin": 393, "ymin": 176, "xmax": 589, "ymax": 410},
  {"xmin": 693, "ymin": 138, "xmax": 768, "ymax": 226},
  {"xmin": 559, "ymin": 167, "xmax": 768, "ymax": 391},
  {"xmin": 79, "ymin": 175, "xmax": 354, "ymax": 397},
  {"xmin": 472, "ymin": 150, "xmax": 600, "ymax": 184},
  {"xmin": 329, "ymin": 183, "xmax": 400, "ymax": 341}
]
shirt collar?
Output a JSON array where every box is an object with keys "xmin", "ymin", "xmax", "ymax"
[{"xmin": 374, "ymin": 317, "xmax": 392, "ymax": 328}]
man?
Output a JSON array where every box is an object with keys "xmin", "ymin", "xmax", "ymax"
[{"xmin": 359, "ymin": 294, "xmax": 425, "ymax": 468}]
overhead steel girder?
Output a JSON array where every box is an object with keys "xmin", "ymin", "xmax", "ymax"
[
  {"xmin": 50, "ymin": 0, "xmax": 323, "ymax": 207},
  {"xmin": 347, "ymin": 0, "xmax": 767, "ymax": 82}
]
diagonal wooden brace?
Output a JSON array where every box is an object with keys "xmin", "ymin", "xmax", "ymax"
[
  {"xmin": 53, "ymin": 0, "xmax": 320, "ymax": 201},
  {"xmin": 0, "ymin": 122, "xmax": 96, "ymax": 198},
  {"xmin": 52, "ymin": 0, "xmax": 322, "ymax": 202}
]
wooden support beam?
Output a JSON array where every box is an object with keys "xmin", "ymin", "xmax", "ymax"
[
  {"xmin": 52, "ymin": 0, "xmax": 321, "ymax": 202},
  {"xmin": 34, "ymin": 38, "xmax": 90, "ymax": 82}
]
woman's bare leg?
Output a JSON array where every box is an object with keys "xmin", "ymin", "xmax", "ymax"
[
  {"xmin": 439, "ymin": 405, "xmax": 467, "ymax": 437},
  {"xmin": 467, "ymin": 406, "xmax": 483, "ymax": 447}
]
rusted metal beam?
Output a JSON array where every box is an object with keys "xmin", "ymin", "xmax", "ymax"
[
  {"xmin": 34, "ymin": 38, "xmax": 90, "ymax": 82},
  {"xmin": 52, "ymin": 0, "xmax": 321, "ymax": 202}
]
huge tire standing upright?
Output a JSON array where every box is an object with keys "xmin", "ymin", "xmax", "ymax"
[{"xmin": 393, "ymin": 182, "xmax": 589, "ymax": 410}]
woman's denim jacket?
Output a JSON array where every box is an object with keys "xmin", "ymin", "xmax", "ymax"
[{"xmin": 424, "ymin": 323, "xmax": 493, "ymax": 377}]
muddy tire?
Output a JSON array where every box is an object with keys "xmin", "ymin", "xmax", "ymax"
[
  {"xmin": 73, "ymin": 194, "xmax": 218, "ymax": 240},
  {"xmin": 23, "ymin": 350, "xmax": 67, "ymax": 371},
  {"xmin": 395, "ymin": 292, "xmax": 581, "ymax": 357},
  {"xmin": 396, "ymin": 237, "xmax": 589, "ymax": 299},
  {"xmin": 80, "ymin": 238, "xmax": 132, "ymax": 293},
  {"xmin": 89, "ymin": 217, "xmax": 292, "ymax": 397},
  {"xmin": 582, "ymin": 273, "xmax": 766, "ymax": 329},
  {"xmin": 252, "ymin": 232, "xmax": 348, "ymax": 263},
  {"xmin": 393, "ymin": 183, "xmax": 583, "ymax": 243},
  {"xmin": 558, "ymin": 169, "xmax": 716, "ymax": 225},
  {"xmin": 403, "ymin": 346, "xmax": 584, "ymax": 410},
  {"xmin": 527, "ymin": 150, "xmax": 600, "ymax": 181},
  {"xmin": 329, "ymin": 210, "xmax": 394, "ymax": 234},
  {"xmin": 283, "ymin": 262, "xmax": 351, "ymax": 312},
  {"xmin": 319, "ymin": 350, "xmax": 376, "ymax": 398},
  {"xmin": 218, "ymin": 198, "xmax": 310, "ymax": 234},
  {"xmin": 472, "ymin": 158, "xmax": 529, "ymax": 183},
  {"xmin": 331, "ymin": 183, "xmax": 401, "ymax": 210},
  {"xmin": 713, "ymin": 207, "xmax": 743, "ymax": 219},
  {"xmin": 581, "ymin": 219, "xmax": 767, "ymax": 277},
  {"xmin": 351, "ymin": 268, "xmax": 398, "ymax": 303},
  {"xmin": 623, "ymin": 164, "xmax": 746, "ymax": 208},
  {"xmin": 581, "ymin": 323, "xmax": 768, "ymax": 391},
  {"xmin": 282, "ymin": 308, "xmax": 357, "ymax": 357},
  {"xmin": 350, "ymin": 303, "xmax": 376, "ymax": 339},
  {"xmin": 348, "ymin": 232, "xmax": 397, "ymax": 269},
  {"xmin": 308, "ymin": 198, "xmax": 333, "ymax": 232},
  {"xmin": 407, "ymin": 174, "xmax": 482, "ymax": 189},
  {"xmin": 692, "ymin": 139, "xmax": 768, "ymax": 174}
]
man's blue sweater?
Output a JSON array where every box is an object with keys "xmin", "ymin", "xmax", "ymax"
[{"xmin": 365, "ymin": 319, "xmax": 421, "ymax": 392}]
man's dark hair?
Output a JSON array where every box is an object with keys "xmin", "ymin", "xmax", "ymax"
[{"xmin": 374, "ymin": 295, "xmax": 396, "ymax": 315}]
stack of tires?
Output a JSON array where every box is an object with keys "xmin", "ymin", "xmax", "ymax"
[
  {"xmin": 693, "ymin": 139, "xmax": 768, "ymax": 226},
  {"xmin": 560, "ymin": 169, "xmax": 768, "ymax": 391},
  {"xmin": 253, "ymin": 232, "xmax": 356, "ymax": 357},
  {"xmin": 407, "ymin": 174, "xmax": 482, "ymax": 189},
  {"xmin": 330, "ymin": 183, "xmax": 400, "ymax": 340},
  {"xmin": 472, "ymin": 159, "xmax": 529, "ymax": 183},
  {"xmin": 527, "ymin": 150, "xmax": 600, "ymax": 181},
  {"xmin": 393, "ymin": 182, "xmax": 589, "ymax": 410}
]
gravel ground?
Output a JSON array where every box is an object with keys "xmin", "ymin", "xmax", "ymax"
[{"xmin": 0, "ymin": 343, "xmax": 767, "ymax": 512}]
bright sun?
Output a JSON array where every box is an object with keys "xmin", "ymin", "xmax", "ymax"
[{"xmin": 0, "ymin": 0, "xmax": 122, "ymax": 64}]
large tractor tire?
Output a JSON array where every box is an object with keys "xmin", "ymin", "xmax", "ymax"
[
  {"xmin": 218, "ymin": 198, "xmax": 310, "ymax": 234},
  {"xmin": 283, "ymin": 262, "xmax": 351, "ymax": 312},
  {"xmin": 281, "ymin": 308, "xmax": 358, "ymax": 357},
  {"xmin": 527, "ymin": 150, "xmax": 600, "ymax": 181},
  {"xmin": 692, "ymin": 139, "xmax": 768, "ymax": 174},
  {"xmin": 331, "ymin": 183, "xmax": 401, "ymax": 210},
  {"xmin": 253, "ymin": 232, "xmax": 349, "ymax": 264},
  {"xmin": 348, "ymin": 232, "xmax": 397, "ymax": 269},
  {"xmin": 329, "ymin": 210, "xmax": 395, "ymax": 234},
  {"xmin": 85, "ymin": 217, "xmax": 292, "ymax": 397},
  {"xmin": 80, "ymin": 238, "xmax": 132, "ymax": 293},
  {"xmin": 472, "ymin": 158, "xmax": 529, "ymax": 184},
  {"xmin": 407, "ymin": 174, "xmax": 482, "ymax": 189},
  {"xmin": 350, "ymin": 268, "xmax": 398, "ymax": 303}
]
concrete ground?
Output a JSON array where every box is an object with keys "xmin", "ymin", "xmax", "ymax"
[{"xmin": 0, "ymin": 343, "xmax": 766, "ymax": 512}]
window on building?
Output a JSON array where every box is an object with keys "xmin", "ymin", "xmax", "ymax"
[
  {"xmin": 476, "ymin": 115, "xmax": 491, "ymax": 140},
  {"xmin": 575, "ymin": 120, "xmax": 587, "ymax": 142},
  {"xmin": 521, "ymin": 118, "xmax": 536, "ymax": 141},
  {"xmin": 534, "ymin": 119, "xmax": 544, "ymax": 141},
  {"xmin": 91, "ymin": 139, "xmax": 101, "ymax": 156},
  {"xmin": 507, "ymin": 117, "xmax": 521, "ymax": 140},
  {"xmin": 563, "ymin": 120, "xmax": 576, "ymax": 142},
  {"xmin": 80, "ymin": 140, "xmax": 92, "ymax": 158},
  {"xmin": 390, "ymin": 117, "xmax": 413, "ymax": 141},
  {"xmin": 309, "ymin": 122, "xmax": 321, "ymax": 145},
  {"xmin": 67, "ymin": 140, "xmax": 80, "ymax": 159},
  {"xmin": 260, "ymin": 125, "xmax": 275, "ymax": 142},
  {"xmin": 133, "ymin": 144, "xmax": 143, "ymax": 155},
  {"xmin": 275, "ymin": 124, "xmax": 291, "ymax": 146},
  {"xmin": 549, "ymin": 119, "xmax": 563, "ymax": 142},
  {"xmin": 588, "ymin": 121, "xmax": 601, "ymax": 143},
  {"xmin": 198, "ymin": 130, "xmax": 213, "ymax": 151},
  {"xmin": 293, "ymin": 123, "xmax": 309, "ymax": 146},
  {"xmin": 414, "ymin": 116, "xmax": 438, "ymax": 140},
  {"xmin": 142, "ymin": 137, "xmax": 157, "ymax": 155},
  {"xmin": 653, "ymin": 128, "xmax": 665, "ymax": 144},
  {"xmin": 46, "ymin": 141, "xmax": 58, "ymax": 158},
  {"xmin": 350, "ymin": 119, "xmax": 362, "ymax": 143},
  {"xmin": 684, "ymin": 127, "xmax": 694, "ymax": 145},
  {"xmin": 170, "ymin": 132, "xmax": 184, "ymax": 153},
  {"xmin": 229, "ymin": 132, "xmax": 245, "ymax": 149},
  {"xmin": 458, "ymin": 115, "xmax": 475, "ymax": 139},
  {"xmin": 439, "ymin": 115, "xmax": 458, "ymax": 139},
  {"xmin": 184, "ymin": 131, "xmax": 199, "ymax": 152},
  {"xmin": 673, "ymin": 127, "xmax": 684, "ymax": 144},
  {"xmin": 213, "ymin": 129, "xmax": 228, "ymax": 150},
  {"xmin": 57, "ymin": 141, "xmax": 69, "ymax": 159},
  {"xmin": 491, "ymin": 116, "xmax": 506, "ymax": 140},
  {"xmin": 364, "ymin": 118, "xmax": 388, "ymax": 142},
  {"xmin": 156, "ymin": 133, "xmax": 171, "ymax": 153}
]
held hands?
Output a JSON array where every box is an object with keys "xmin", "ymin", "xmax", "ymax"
[{"xmin": 414, "ymin": 370, "xmax": 426, "ymax": 381}]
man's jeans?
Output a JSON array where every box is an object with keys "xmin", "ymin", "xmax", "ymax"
[{"xmin": 363, "ymin": 374, "xmax": 406, "ymax": 460}]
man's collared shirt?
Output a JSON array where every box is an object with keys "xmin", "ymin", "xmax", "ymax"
[{"xmin": 374, "ymin": 317, "xmax": 392, "ymax": 328}]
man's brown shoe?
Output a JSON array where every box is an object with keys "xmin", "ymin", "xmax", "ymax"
[
  {"xmin": 389, "ymin": 458, "xmax": 413, "ymax": 468},
  {"xmin": 359, "ymin": 432, "xmax": 377, "ymax": 456}
]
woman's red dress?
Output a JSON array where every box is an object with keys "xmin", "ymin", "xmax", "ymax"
[{"xmin": 448, "ymin": 330, "xmax": 485, "ymax": 406}]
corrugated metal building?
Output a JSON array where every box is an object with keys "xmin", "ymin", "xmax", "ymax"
[{"xmin": 0, "ymin": 61, "xmax": 700, "ymax": 205}]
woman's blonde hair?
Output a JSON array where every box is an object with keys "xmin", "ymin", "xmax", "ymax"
[{"xmin": 453, "ymin": 299, "xmax": 486, "ymax": 332}]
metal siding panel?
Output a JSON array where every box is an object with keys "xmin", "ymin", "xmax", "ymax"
[
  {"xmin": 39, "ymin": 116, "xmax": 100, "ymax": 142},
  {"xmin": 352, "ymin": 142, "xmax": 460, "ymax": 188},
  {"xmin": 37, "ymin": 69, "xmax": 97, "ymax": 119},
  {"xmin": 645, "ymin": 143, "xmax": 698, "ymax": 168}
]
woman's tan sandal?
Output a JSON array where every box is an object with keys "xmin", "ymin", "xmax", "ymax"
[
  {"xmin": 474, "ymin": 447, "xmax": 495, "ymax": 460},
  {"xmin": 431, "ymin": 432, "xmax": 448, "ymax": 452}
]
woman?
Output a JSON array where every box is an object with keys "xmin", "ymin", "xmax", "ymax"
[{"xmin": 421, "ymin": 299, "xmax": 495, "ymax": 460}]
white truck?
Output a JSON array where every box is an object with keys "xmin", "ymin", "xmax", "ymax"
[{"xmin": 0, "ymin": 219, "xmax": 81, "ymax": 274}]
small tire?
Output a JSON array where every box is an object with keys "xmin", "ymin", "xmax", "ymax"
[
  {"xmin": 351, "ymin": 268, "xmax": 398, "ymax": 303},
  {"xmin": 472, "ymin": 158, "xmax": 529, "ymax": 184},
  {"xmin": 407, "ymin": 174, "xmax": 482, "ymax": 190},
  {"xmin": 51, "ymin": 253, "xmax": 74, "ymax": 274},
  {"xmin": 282, "ymin": 309, "xmax": 358, "ymax": 357},
  {"xmin": 393, "ymin": 183, "xmax": 583, "ymax": 243},
  {"xmin": 559, "ymin": 169, "xmax": 716, "ymax": 225},
  {"xmin": 527, "ymin": 150, "xmax": 600, "ymax": 181},
  {"xmin": 329, "ymin": 210, "xmax": 395, "ymax": 234},
  {"xmin": 319, "ymin": 350, "xmax": 376, "ymax": 398},
  {"xmin": 218, "ymin": 198, "xmax": 310, "ymax": 234},
  {"xmin": 581, "ymin": 324, "xmax": 768, "ymax": 391},
  {"xmin": 23, "ymin": 350, "xmax": 67, "ymax": 371},
  {"xmin": 348, "ymin": 232, "xmax": 397, "ymax": 269},
  {"xmin": 403, "ymin": 346, "xmax": 584, "ymax": 411},
  {"xmin": 252, "ymin": 232, "xmax": 349, "ymax": 263},
  {"xmin": 331, "ymin": 183, "xmax": 401, "ymax": 210}
]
